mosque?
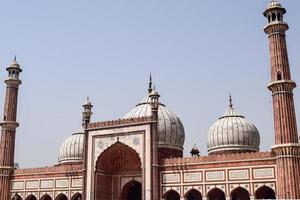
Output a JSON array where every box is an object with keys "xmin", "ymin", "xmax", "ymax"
[{"xmin": 0, "ymin": 1, "xmax": 300, "ymax": 200}]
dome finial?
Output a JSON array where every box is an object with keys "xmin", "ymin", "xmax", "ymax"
[
  {"xmin": 148, "ymin": 73, "xmax": 153, "ymax": 93},
  {"xmin": 14, "ymin": 55, "xmax": 17, "ymax": 62},
  {"xmin": 229, "ymin": 92, "xmax": 233, "ymax": 108}
]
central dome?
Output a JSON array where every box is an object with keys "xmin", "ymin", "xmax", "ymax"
[
  {"xmin": 123, "ymin": 81, "xmax": 185, "ymax": 151},
  {"xmin": 207, "ymin": 96, "xmax": 260, "ymax": 154}
]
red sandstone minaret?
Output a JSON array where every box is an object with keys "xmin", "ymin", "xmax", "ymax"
[
  {"xmin": 264, "ymin": 1, "xmax": 300, "ymax": 199},
  {"xmin": 0, "ymin": 57, "xmax": 22, "ymax": 200}
]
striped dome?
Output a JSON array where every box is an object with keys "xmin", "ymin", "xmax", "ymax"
[
  {"xmin": 207, "ymin": 98, "xmax": 260, "ymax": 154},
  {"xmin": 58, "ymin": 129, "xmax": 84, "ymax": 164},
  {"xmin": 123, "ymin": 93, "xmax": 185, "ymax": 150}
]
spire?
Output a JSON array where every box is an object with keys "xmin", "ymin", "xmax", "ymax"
[
  {"xmin": 14, "ymin": 55, "xmax": 16, "ymax": 62},
  {"xmin": 219, "ymin": 94, "xmax": 244, "ymax": 119},
  {"xmin": 82, "ymin": 97, "xmax": 93, "ymax": 107},
  {"xmin": 229, "ymin": 93, "xmax": 233, "ymax": 108},
  {"xmin": 148, "ymin": 73, "xmax": 153, "ymax": 93}
]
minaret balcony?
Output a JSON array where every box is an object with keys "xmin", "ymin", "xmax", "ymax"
[
  {"xmin": 264, "ymin": 21, "xmax": 288, "ymax": 35},
  {"xmin": 267, "ymin": 80, "xmax": 296, "ymax": 94}
]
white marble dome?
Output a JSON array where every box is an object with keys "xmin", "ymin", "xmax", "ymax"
[
  {"xmin": 207, "ymin": 99, "xmax": 260, "ymax": 154},
  {"xmin": 58, "ymin": 129, "xmax": 84, "ymax": 164},
  {"xmin": 123, "ymin": 92, "xmax": 185, "ymax": 151}
]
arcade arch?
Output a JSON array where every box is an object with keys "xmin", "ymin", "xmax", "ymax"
[
  {"xmin": 255, "ymin": 186, "xmax": 276, "ymax": 199},
  {"xmin": 230, "ymin": 187, "xmax": 250, "ymax": 200},
  {"xmin": 71, "ymin": 193, "xmax": 82, "ymax": 200},
  {"xmin": 184, "ymin": 189, "xmax": 203, "ymax": 200},
  {"xmin": 25, "ymin": 195, "xmax": 37, "ymax": 200},
  {"xmin": 207, "ymin": 188, "xmax": 226, "ymax": 200},
  {"xmin": 40, "ymin": 194, "xmax": 52, "ymax": 200},
  {"xmin": 54, "ymin": 194, "xmax": 67, "ymax": 200},
  {"xmin": 163, "ymin": 190, "xmax": 180, "ymax": 200}
]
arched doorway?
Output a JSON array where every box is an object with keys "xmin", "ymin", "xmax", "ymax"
[
  {"xmin": 40, "ymin": 194, "xmax": 52, "ymax": 200},
  {"xmin": 95, "ymin": 141, "xmax": 142, "ymax": 200},
  {"xmin": 25, "ymin": 195, "xmax": 37, "ymax": 200},
  {"xmin": 185, "ymin": 189, "xmax": 203, "ymax": 200},
  {"xmin": 230, "ymin": 187, "xmax": 250, "ymax": 200},
  {"xmin": 121, "ymin": 180, "xmax": 142, "ymax": 200},
  {"xmin": 164, "ymin": 190, "xmax": 180, "ymax": 200},
  {"xmin": 55, "ymin": 194, "xmax": 67, "ymax": 200},
  {"xmin": 207, "ymin": 188, "xmax": 226, "ymax": 200},
  {"xmin": 71, "ymin": 193, "xmax": 82, "ymax": 200},
  {"xmin": 255, "ymin": 186, "xmax": 276, "ymax": 199}
]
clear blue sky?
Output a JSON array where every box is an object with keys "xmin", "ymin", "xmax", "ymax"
[{"xmin": 0, "ymin": 1, "xmax": 299, "ymax": 168}]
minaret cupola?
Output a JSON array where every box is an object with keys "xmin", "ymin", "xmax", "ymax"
[
  {"xmin": 263, "ymin": 1, "xmax": 286, "ymax": 23},
  {"xmin": 6, "ymin": 56, "xmax": 22, "ymax": 82}
]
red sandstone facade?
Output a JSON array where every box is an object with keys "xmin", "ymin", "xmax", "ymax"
[{"xmin": 0, "ymin": 1, "xmax": 300, "ymax": 200}]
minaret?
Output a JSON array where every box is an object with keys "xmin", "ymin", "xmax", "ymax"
[
  {"xmin": 263, "ymin": 1, "xmax": 300, "ymax": 198},
  {"xmin": 82, "ymin": 97, "xmax": 93, "ymax": 200},
  {"xmin": 149, "ymin": 87, "xmax": 160, "ymax": 200},
  {"xmin": 82, "ymin": 97, "xmax": 93, "ymax": 128},
  {"xmin": 0, "ymin": 57, "xmax": 22, "ymax": 200}
]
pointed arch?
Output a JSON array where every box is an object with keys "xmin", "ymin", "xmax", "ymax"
[
  {"xmin": 184, "ymin": 189, "xmax": 203, "ymax": 200},
  {"xmin": 255, "ymin": 185, "xmax": 276, "ymax": 199},
  {"xmin": 163, "ymin": 190, "xmax": 180, "ymax": 200},
  {"xmin": 207, "ymin": 188, "xmax": 225, "ymax": 200},
  {"xmin": 25, "ymin": 195, "xmax": 37, "ymax": 200},
  {"xmin": 71, "ymin": 193, "xmax": 82, "ymax": 200},
  {"xmin": 95, "ymin": 141, "xmax": 142, "ymax": 200},
  {"xmin": 96, "ymin": 141, "xmax": 141, "ymax": 172},
  {"xmin": 40, "ymin": 194, "xmax": 52, "ymax": 200},
  {"xmin": 54, "ymin": 194, "xmax": 67, "ymax": 200},
  {"xmin": 230, "ymin": 187, "xmax": 250, "ymax": 200}
]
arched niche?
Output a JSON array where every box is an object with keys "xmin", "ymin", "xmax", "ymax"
[
  {"xmin": 207, "ymin": 188, "xmax": 226, "ymax": 200},
  {"xmin": 25, "ymin": 195, "xmax": 37, "ymax": 200},
  {"xmin": 163, "ymin": 190, "xmax": 180, "ymax": 200},
  {"xmin": 95, "ymin": 141, "xmax": 142, "ymax": 200},
  {"xmin": 40, "ymin": 194, "xmax": 52, "ymax": 200},
  {"xmin": 230, "ymin": 187, "xmax": 250, "ymax": 200},
  {"xmin": 121, "ymin": 180, "xmax": 142, "ymax": 200},
  {"xmin": 55, "ymin": 194, "xmax": 68, "ymax": 200},
  {"xmin": 184, "ymin": 189, "xmax": 203, "ymax": 200},
  {"xmin": 255, "ymin": 185, "xmax": 276, "ymax": 199}
]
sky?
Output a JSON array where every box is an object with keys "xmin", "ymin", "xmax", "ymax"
[{"xmin": 0, "ymin": 0, "xmax": 299, "ymax": 168}]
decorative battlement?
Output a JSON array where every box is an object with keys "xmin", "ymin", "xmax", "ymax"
[
  {"xmin": 161, "ymin": 151, "xmax": 274, "ymax": 166},
  {"xmin": 13, "ymin": 163, "xmax": 83, "ymax": 175},
  {"xmin": 87, "ymin": 116, "xmax": 153, "ymax": 130}
]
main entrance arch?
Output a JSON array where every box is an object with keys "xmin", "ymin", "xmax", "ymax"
[{"xmin": 95, "ymin": 141, "xmax": 142, "ymax": 200}]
